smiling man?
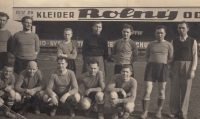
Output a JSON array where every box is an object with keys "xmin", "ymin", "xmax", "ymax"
[
  {"xmin": 0, "ymin": 63, "xmax": 16, "ymax": 118},
  {"xmin": 15, "ymin": 61, "xmax": 45, "ymax": 115},
  {"xmin": 77, "ymin": 59, "xmax": 105, "ymax": 119},
  {"xmin": 45, "ymin": 57, "xmax": 80, "ymax": 117},
  {"xmin": 12, "ymin": 16, "xmax": 40, "ymax": 74},
  {"xmin": 0, "ymin": 12, "xmax": 12, "ymax": 71},
  {"xmin": 111, "ymin": 24, "xmax": 138, "ymax": 77},
  {"xmin": 107, "ymin": 64, "xmax": 137, "ymax": 119},
  {"xmin": 82, "ymin": 21, "xmax": 108, "ymax": 75},
  {"xmin": 140, "ymin": 25, "xmax": 173, "ymax": 119}
]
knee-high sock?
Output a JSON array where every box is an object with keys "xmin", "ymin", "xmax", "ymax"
[
  {"xmin": 158, "ymin": 98, "xmax": 165, "ymax": 111},
  {"xmin": 97, "ymin": 103, "xmax": 105, "ymax": 113},
  {"xmin": 142, "ymin": 100, "xmax": 150, "ymax": 112}
]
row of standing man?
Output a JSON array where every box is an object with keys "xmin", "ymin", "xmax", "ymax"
[{"xmin": 0, "ymin": 12, "xmax": 198, "ymax": 119}]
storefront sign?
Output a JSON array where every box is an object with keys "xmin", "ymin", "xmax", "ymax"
[{"xmin": 13, "ymin": 7, "xmax": 200, "ymax": 22}]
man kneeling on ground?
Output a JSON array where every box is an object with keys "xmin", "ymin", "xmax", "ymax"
[
  {"xmin": 15, "ymin": 61, "xmax": 45, "ymax": 115},
  {"xmin": 44, "ymin": 57, "xmax": 80, "ymax": 117},
  {"xmin": 77, "ymin": 59, "xmax": 105, "ymax": 119},
  {"xmin": 0, "ymin": 63, "xmax": 17, "ymax": 118},
  {"xmin": 107, "ymin": 64, "xmax": 137, "ymax": 119}
]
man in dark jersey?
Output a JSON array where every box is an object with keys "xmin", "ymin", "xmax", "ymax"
[
  {"xmin": 107, "ymin": 64, "xmax": 137, "ymax": 119},
  {"xmin": 77, "ymin": 59, "xmax": 105, "ymax": 119},
  {"xmin": 0, "ymin": 12, "xmax": 12, "ymax": 70},
  {"xmin": 82, "ymin": 21, "xmax": 108, "ymax": 75}
]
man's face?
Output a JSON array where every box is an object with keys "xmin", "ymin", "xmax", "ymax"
[
  {"xmin": 27, "ymin": 65, "xmax": 38, "ymax": 77},
  {"xmin": 121, "ymin": 68, "xmax": 132, "ymax": 81},
  {"xmin": 57, "ymin": 59, "xmax": 67, "ymax": 71},
  {"xmin": 92, "ymin": 23, "xmax": 102, "ymax": 35},
  {"xmin": 0, "ymin": 16, "xmax": 8, "ymax": 28},
  {"xmin": 177, "ymin": 23, "xmax": 189, "ymax": 36},
  {"xmin": 3, "ymin": 66, "xmax": 13, "ymax": 79},
  {"xmin": 63, "ymin": 30, "xmax": 73, "ymax": 40},
  {"xmin": 122, "ymin": 28, "xmax": 132, "ymax": 39},
  {"xmin": 88, "ymin": 63, "xmax": 99, "ymax": 76},
  {"xmin": 155, "ymin": 28, "xmax": 166, "ymax": 41},
  {"xmin": 22, "ymin": 18, "xmax": 32, "ymax": 31}
]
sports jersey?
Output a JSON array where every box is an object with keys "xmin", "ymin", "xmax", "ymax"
[
  {"xmin": 0, "ymin": 30, "xmax": 12, "ymax": 52},
  {"xmin": 57, "ymin": 41, "xmax": 77, "ymax": 59},
  {"xmin": 112, "ymin": 39, "xmax": 138, "ymax": 65},
  {"xmin": 15, "ymin": 70, "xmax": 43, "ymax": 93},
  {"xmin": 46, "ymin": 69, "xmax": 78, "ymax": 96},
  {"xmin": 0, "ymin": 72, "xmax": 15, "ymax": 96},
  {"xmin": 145, "ymin": 40, "xmax": 173, "ymax": 64},
  {"xmin": 77, "ymin": 71, "xmax": 105, "ymax": 90},
  {"xmin": 82, "ymin": 33, "xmax": 109, "ymax": 60},
  {"xmin": 12, "ymin": 31, "xmax": 40, "ymax": 60}
]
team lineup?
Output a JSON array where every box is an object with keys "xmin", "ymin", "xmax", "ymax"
[{"xmin": 0, "ymin": 12, "xmax": 198, "ymax": 119}]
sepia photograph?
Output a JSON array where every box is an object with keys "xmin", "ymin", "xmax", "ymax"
[{"xmin": 0, "ymin": 0, "xmax": 200, "ymax": 119}]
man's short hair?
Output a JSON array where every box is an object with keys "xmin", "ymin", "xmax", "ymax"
[
  {"xmin": 178, "ymin": 21, "xmax": 190, "ymax": 28},
  {"xmin": 4, "ymin": 62, "xmax": 13, "ymax": 68},
  {"xmin": 121, "ymin": 23, "xmax": 133, "ymax": 32},
  {"xmin": 93, "ymin": 21, "xmax": 102, "ymax": 27},
  {"xmin": 155, "ymin": 25, "xmax": 167, "ymax": 33},
  {"xmin": 21, "ymin": 16, "xmax": 33, "ymax": 23},
  {"xmin": 0, "ymin": 12, "xmax": 9, "ymax": 20},
  {"xmin": 57, "ymin": 57, "xmax": 68, "ymax": 63},
  {"xmin": 122, "ymin": 64, "xmax": 133, "ymax": 72},
  {"xmin": 63, "ymin": 28, "xmax": 73, "ymax": 33},
  {"xmin": 88, "ymin": 59, "xmax": 99, "ymax": 66}
]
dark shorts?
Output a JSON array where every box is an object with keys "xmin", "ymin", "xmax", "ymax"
[
  {"xmin": 14, "ymin": 58, "xmax": 37, "ymax": 74},
  {"xmin": 114, "ymin": 64, "xmax": 134, "ymax": 78},
  {"xmin": 66, "ymin": 59, "xmax": 76, "ymax": 74},
  {"xmin": 144, "ymin": 62, "xmax": 169, "ymax": 82},
  {"xmin": 0, "ymin": 52, "xmax": 8, "ymax": 70},
  {"xmin": 84, "ymin": 92, "xmax": 97, "ymax": 104}
]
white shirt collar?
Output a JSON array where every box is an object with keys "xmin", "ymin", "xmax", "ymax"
[{"xmin": 180, "ymin": 35, "xmax": 188, "ymax": 41}]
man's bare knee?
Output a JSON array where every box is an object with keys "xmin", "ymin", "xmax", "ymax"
[
  {"xmin": 72, "ymin": 93, "xmax": 81, "ymax": 103},
  {"xmin": 110, "ymin": 91, "xmax": 118, "ymax": 99},
  {"xmin": 81, "ymin": 97, "xmax": 91, "ymax": 110},
  {"xmin": 8, "ymin": 90, "xmax": 15, "ymax": 100},
  {"xmin": 95, "ymin": 92, "xmax": 104, "ymax": 103},
  {"xmin": 124, "ymin": 102, "xmax": 135, "ymax": 113}
]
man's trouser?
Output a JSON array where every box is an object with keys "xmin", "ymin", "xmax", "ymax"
[{"xmin": 170, "ymin": 61, "xmax": 193, "ymax": 116}]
